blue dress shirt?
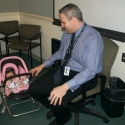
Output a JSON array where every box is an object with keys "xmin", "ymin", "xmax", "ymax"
[{"xmin": 44, "ymin": 23, "xmax": 104, "ymax": 92}]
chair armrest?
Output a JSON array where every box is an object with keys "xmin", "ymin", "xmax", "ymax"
[
  {"xmin": 94, "ymin": 74, "xmax": 106, "ymax": 93},
  {"xmin": 31, "ymin": 33, "xmax": 42, "ymax": 40},
  {"xmin": 53, "ymin": 60, "xmax": 106, "ymax": 93},
  {"xmin": 81, "ymin": 74, "xmax": 106, "ymax": 101}
]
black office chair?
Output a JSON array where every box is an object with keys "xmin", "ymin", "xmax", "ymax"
[
  {"xmin": 7, "ymin": 24, "xmax": 42, "ymax": 68},
  {"xmin": 69, "ymin": 36, "xmax": 119, "ymax": 125},
  {"xmin": 0, "ymin": 20, "xmax": 20, "ymax": 55}
]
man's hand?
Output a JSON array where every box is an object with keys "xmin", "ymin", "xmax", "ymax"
[
  {"xmin": 50, "ymin": 83, "xmax": 69, "ymax": 105},
  {"xmin": 29, "ymin": 64, "xmax": 45, "ymax": 76}
]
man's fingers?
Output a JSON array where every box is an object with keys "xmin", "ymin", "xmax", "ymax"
[
  {"xmin": 33, "ymin": 70, "xmax": 37, "ymax": 76},
  {"xmin": 59, "ymin": 97, "xmax": 62, "ymax": 105},
  {"xmin": 54, "ymin": 97, "xmax": 59, "ymax": 105},
  {"xmin": 50, "ymin": 95, "xmax": 55, "ymax": 104},
  {"xmin": 29, "ymin": 69, "xmax": 35, "ymax": 76}
]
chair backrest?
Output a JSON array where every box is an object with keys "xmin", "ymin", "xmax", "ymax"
[
  {"xmin": 19, "ymin": 24, "xmax": 41, "ymax": 40},
  {"xmin": 101, "ymin": 36, "xmax": 119, "ymax": 87},
  {"xmin": 71, "ymin": 36, "xmax": 119, "ymax": 103},
  {"xmin": 0, "ymin": 20, "xmax": 19, "ymax": 35}
]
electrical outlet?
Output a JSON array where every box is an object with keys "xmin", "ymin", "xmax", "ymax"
[{"xmin": 121, "ymin": 53, "xmax": 125, "ymax": 62}]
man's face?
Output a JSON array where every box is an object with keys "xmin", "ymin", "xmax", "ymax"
[{"xmin": 59, "ymin": 13, "xmax": 74, "ymax": 34}]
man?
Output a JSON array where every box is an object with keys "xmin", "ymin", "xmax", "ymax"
[{"xmin": 28, "ymin": 3, "xmax": 104, "ymax": 125}]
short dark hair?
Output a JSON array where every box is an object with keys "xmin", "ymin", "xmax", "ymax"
[
  {"xmin": 5, "ymin": 67, "xmax": 15, "ymax": 77},
  {"xmin": 59, "ymin": 3, "xmax": 83, "ymax": 21}
]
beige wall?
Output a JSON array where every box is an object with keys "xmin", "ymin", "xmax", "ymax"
[{"xmin": 0, "ymin": 12, "xmax": 125, "ymax": 82}]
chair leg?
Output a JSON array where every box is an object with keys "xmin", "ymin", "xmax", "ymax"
[
  {"xmin": 27, "ymin": 40, "xmax": 29, "ymax": 57},
  {"xmin": 30, "ymin": 49, "xmax": 33, "ymax": 68},
  {"xmin": 80, "ymin": 106, "xmax": 109, "ymax": 123},
  {"xmin": 5, "ymin": 42, "xmax": 8, "ymax": 55},
  {"xmin": 19, "ymin": 50, "xmax": 21, "ymax": 57},
  {"xmin": 7, "ymin": 47, "xmax": 10, "ymax": 56},
  {"xmin": 0, "ymin": 41, "xmax": 2, "ymax": 56},
  {"xmin": 74, "ymin": 102, "xmax": 80, "ymax": 125},
  {"xmin": 0, "ymin": 49, "xmax": 2, "ymax": 57},
  {"xmin": 39, "ymin": 34, "xmax": 42, "ymax": 63},
  {"xmin": 70, "ymin": 100, "xmax": 109, "ymax": 125},
  {"xmin": 40, "ymin": 46, "xmax": 42, "ymax": 63},
  {"xmin": 0, "ymin": 46, "xmax": 1, "ymax": 56},
  {"xmin": 28, "ymin": 50, "xmax": 29, "ymax": 57}
]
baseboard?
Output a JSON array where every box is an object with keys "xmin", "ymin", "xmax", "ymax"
[
  {"xmin": 0, "ymin": 50, "xmax": 46, "ymax": 62},
  {"xmin": 22, "ymin": 51, "xmax": 45, "ymax": 62}
]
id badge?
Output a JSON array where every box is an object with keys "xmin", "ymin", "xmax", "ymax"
[{"xmin": 64, "ymin": 66, "xmax": 70, "ymax": 76}]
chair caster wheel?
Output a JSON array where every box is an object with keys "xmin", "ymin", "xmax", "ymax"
[
  {"xmin": 46, "ymin": 110, "xmax": 54, "ymax": 120},
  {"xmin": 103, "ymin": 118, "xmax": 109, "ymax": 123}
]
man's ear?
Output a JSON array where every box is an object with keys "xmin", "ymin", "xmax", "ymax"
[{"xmin": 72, "ymin": 17, "xmax": 78, "ymax": 25}]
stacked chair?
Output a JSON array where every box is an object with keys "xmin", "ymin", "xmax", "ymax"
[
  {"xmin": 0, "ymin": 20, "xmax": 20, "ymax": 55},
  {"xmin": 0, "ymin": 21, "xmax": 42, "ymax": 68},
  {"xmin": 7, "ymin": 24, "xmax": 42, "ymax": 68}
]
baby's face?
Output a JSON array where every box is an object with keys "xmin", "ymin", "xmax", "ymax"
[
  {"xmin": 20, "ymin": 78, "xmax": 24, "ymax": 82},
  {"xmin": 6, "ymin": 72, "xmax": 14, "ymax": 78}
]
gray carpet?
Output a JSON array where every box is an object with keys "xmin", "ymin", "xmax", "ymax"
[
  {"xmin": 0, "ymin": 95, "xmax": 125, "ymax": 125},
  {"xmin": 0, "ymin": 53, "xmax": 125, "ymax": 125}
]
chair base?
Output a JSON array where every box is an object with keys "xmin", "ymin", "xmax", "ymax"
[
  {"xmin": 70, "ymin": 97, "xmax": 109, "ymax": 125},
  {"xmin": 1, "ymin": 93, "xmax": 42, "ymax": 117}
]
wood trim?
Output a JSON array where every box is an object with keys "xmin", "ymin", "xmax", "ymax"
[
  {"xmin": 0, "ymin": 12, "xmax": 53, "ymax": 22},
  {"xmin": 19, "ymin": 12, "xmax": 53, "ymax": 22},
  {"xmin": 0, "ymin": 12, "xmax": 19, "ymax": 16}
]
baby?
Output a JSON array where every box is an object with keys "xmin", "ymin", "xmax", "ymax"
[
  {"xmin": 5, "ymin": 68, "xmax": 19, "ymax": 96},
  {"xmin": 5, "ymin": 67, "xmax": 29, "ymax": 96},
  {"xmin": 5, "ymin": 67, "xmax": 16, "ymax": 78}
]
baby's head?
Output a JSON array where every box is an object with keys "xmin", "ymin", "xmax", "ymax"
[{"xmin": 5, "ymin": 68, "xmax": 15, "ymax": 78}]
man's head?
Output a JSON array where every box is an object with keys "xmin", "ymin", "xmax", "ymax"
[{"xmin": 59, "ymin": 3, "xmax": 83, "ymax": 33}]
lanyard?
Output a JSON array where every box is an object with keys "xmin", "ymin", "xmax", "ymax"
[
  {"xmin": 61, "ymin": 23, "xmax": 86, "ymax": 66},
  {"xmin": 72, "ymin": 23, "xmax": 86, "ymax": 49}
]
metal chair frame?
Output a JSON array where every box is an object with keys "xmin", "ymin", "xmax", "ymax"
[{"xmin": 0, "ymin": 88, "xmax": 42, "ymax": 117}]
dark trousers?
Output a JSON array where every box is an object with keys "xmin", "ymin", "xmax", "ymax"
[{"xmin": 28, "ymin": 66, "xmax": 97, "ymax": 121}]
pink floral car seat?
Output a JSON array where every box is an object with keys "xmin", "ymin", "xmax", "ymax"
[{"xmin": 0, "ymin": 56, "xmax": 31, "ymax": 97}]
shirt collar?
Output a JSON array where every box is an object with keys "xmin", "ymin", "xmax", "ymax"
[{"xmin": 74, "ymin": 22, "xmax": 85, "ymax": 39}]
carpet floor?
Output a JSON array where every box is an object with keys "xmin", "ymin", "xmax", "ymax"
[{"xmin": 0, "ymin": 53, "xmax": 125, "ymax": 125}]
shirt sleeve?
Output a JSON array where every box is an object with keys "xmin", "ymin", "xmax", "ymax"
[
  {"xmin": 66, "ymin": 36, "xmax": 104, "ymax": 92},
  {"xmin": 43, "ymin": 33, "xmax": 65, "ymax": 68}
]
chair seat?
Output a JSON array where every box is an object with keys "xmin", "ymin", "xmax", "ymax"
[
  {"xmin": 71, "ymin": 82, "xmax": 101, "ymax": 103},
  {"xmin": 8, "ymin": 41, "xmax": 40, "ymax": 50}
]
